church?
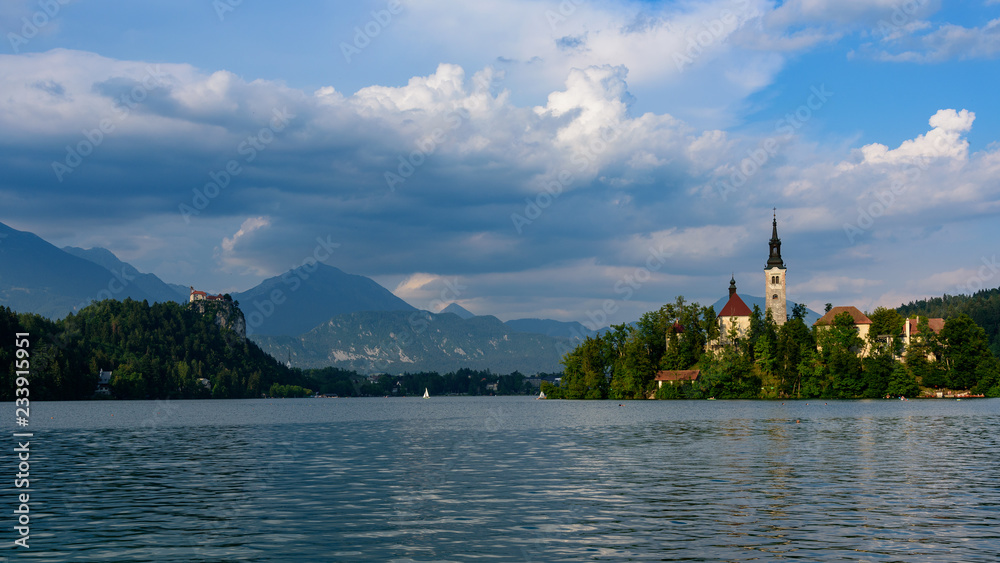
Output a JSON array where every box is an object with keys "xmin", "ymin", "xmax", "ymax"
[
  {"xmin": 710, "ymin": 212, "xmax": 944, "ymax": 358},
  {"xmin": 712, "ymin": 212, "xmax": 787, "ymax": 348}
]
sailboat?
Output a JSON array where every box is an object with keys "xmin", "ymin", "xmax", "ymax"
[
  {"xmin": 537, "ymin": 390, "xmax": 546, "ymax": 400},
  {"xmin": 423, "ymin": 388, "xmax": 430, "ymax": 399}
]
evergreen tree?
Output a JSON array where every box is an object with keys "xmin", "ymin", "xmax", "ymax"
[
  {"xmin": 560, "ymin": 336, "xmax": 610, "ymax": 399},
  {"xmin": 940, "ymin": 314, "xmax": 992, "ymax": 389},
  {"xmin": 886, "ymin": 362, "xmax": 920, "ymax": 397},
  {"xmin": 819, "ymin": 311, "xmax": 864, "ymax": 398}
]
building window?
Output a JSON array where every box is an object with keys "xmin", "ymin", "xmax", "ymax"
[{"xmin": 772, "ymin": 294, "xmax": 778, "ymax": 299}]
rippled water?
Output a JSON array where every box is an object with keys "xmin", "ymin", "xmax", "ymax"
[{"xmin": 4, "ymin": 397, "xmax": 999, "ymax": 562}]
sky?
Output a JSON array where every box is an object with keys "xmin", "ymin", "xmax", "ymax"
[{"xmin": 2, "ymin": 0, "xmax": 1000, "ymax": 327}]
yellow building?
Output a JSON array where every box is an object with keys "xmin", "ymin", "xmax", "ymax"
[{"xmin": 813, "ymin": 306, "xmax": 872, "ymax": 355}]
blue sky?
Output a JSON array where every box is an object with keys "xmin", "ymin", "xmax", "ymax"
[{"xmin": 2, "ymin": 0, "xmax": 1000, "ymax": 326}]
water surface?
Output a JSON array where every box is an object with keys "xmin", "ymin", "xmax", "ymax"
[{"xmin": 4, "ymin": 397, "xmax": 999, "ymax": 561}]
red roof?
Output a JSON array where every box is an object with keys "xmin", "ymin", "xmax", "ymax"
[
  {"xmin": 906, "ymin": 318, "xmax": 944, "ymax": 335},
  {"xmin": 814, "ymin": 306, "xmax": 872, "ymax": 326},
  {"xmin": 191, "ymin": 289, "xmax": 207, "ymax": 296},
  {"xmin": 654, "ymin": 370, "xmax": 700, "ymax": 382},
  {"xmin": 717, "ymin": 293, "xmax": 752, "ymax": 317}
]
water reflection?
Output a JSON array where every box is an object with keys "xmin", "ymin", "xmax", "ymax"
[{"xmin": 5, "ymin": 398, "xmax": 999, "ymax": 561}]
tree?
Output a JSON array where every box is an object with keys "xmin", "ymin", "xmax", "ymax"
[
  {"xmin": 819, "ymin": 311, "xmax": 864, "ymax": 398},
  {"xmin": 973, "ymin": 356, "xmax": 1000, "ymax": 397},
  {"xmin": 940, "ymin": 314, "xmax": 991, "ymax": 389},
  {"xmin": 560, "ymin": 336, "xmax": 610, "ymax": 399},
  {"xmin": 610, "ymin": 331, "xmax": 654, "ymax": 399},
  {"xmin": 698, "ymin": 342, "xmax": 757, "ymax": 399},
  {"xmin": 904, "ymin": 316, "xmax": 945, "ymax": 388},
  {"xmin": 792, "ymin": 302, "xmax": 808, "ymax": 321},
  {"xmin": 867, "ymin": 307, "xmax": 905, "ymax": 357},
  {"xmin": 659, "ymin": 297, "xmax": 707, "ymax": 370},
  {"xmin": 775, "ymin": 318, "xmax": 813, "ymax": 397},
  {"xmin": 861, "ymin": 351, "xmax": 895, "ymax": 398},
  {"xmin": 797, "ymin": 348, "xmax": 831, "ymax": 398},
  {"xmin": 886, "ymin": 362, "xmax": 920, "ymax": 397},
  {"xmin": 110, "ymin": 364, "xmax": 147, "ymax": 399}
]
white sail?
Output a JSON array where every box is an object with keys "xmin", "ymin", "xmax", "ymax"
[
  {"xmin": 538, "ymin": 390, "xmax": 546, "ymax": 399},
  {"xmin": 423, "ymin": 388, "xmax": 430, "ymax": 399}
]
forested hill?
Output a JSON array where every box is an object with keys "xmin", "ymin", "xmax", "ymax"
[
  {"xmin": 0, "ymin": 298, "xmax": 306, "ymax": 401},
  {"xmin": 897, "ymin": 288, "xmax": 1000, "ymax": 355}
]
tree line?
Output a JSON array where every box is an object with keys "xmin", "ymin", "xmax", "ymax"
[
  {"xmin": 546, "ymin": 296, "xmax": 1000, "ymax": 400},
  {"xmin": 0, "ymin": 299, "xmax": 549, "ymax": 400},
  {"xmin": 0, "ymin": 299, "xmax": 305, "ymax": 400},
  {"xmin": 897, "ymin": 287, "xmax": 1000, "ymax": 356}
]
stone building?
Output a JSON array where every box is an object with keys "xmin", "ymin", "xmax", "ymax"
[
  {"xmin": 707, "ymin": 213, "xmax": 789, "ymax": 352},
  {"xmin": 764, "ymin": 211, "xmax": 787, "ymax": 325}
]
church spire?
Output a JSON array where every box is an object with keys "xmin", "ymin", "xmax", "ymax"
[
  {"xmin": 728, "ymin": 274, "xmax": 737, "ymax": 298},
  {"xmin": 766, "ymin": 209, "xmax": 784, "ymax": 269},
  {"xmin": 764, "ymin": 209, "xmax": 788, "ymax": 325}
]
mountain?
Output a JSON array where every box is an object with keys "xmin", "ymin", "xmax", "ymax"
[
  {"xmin": 233, "ymin": 263, "xmax": 416, "ymax": 336},
  {"xmin": 0, "ymin": 222, "xmax": 160, "ymax": 318},
  {"xmin": 251, "ymin": 310, "xmax": 569, "ymax": 374},
  {"xmin": 505, "ymin": 318, "xmax": 598, "ymax": 340},
  {"xmin": 167, "ymin": 282, "xmax": 193, "ymax": 299},
  {"xmin": 62, "ymin": 246, "xmax": 188, "ymax": 303},
  {"xmin": 710, "ymin": 294, "xmax": 821, "ymax": 326},
  {"xmin": 441, "ymin": 302, "xmax": 476, "ymax": 319}
]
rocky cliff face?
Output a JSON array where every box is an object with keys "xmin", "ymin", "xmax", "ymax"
[{"xmin": 187, "ymin": 299, "xmax": 246, "ymax": 340}]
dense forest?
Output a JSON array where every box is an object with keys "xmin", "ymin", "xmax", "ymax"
[
  {"xmin": 547, "ymin": 296, "xmax": 1000, "ymax": 400},
  {"xmin": 0, "ymin": 299, "xmax": 308, "ymax": 400},
  {"xmin": 0, "ymin": 299, "xmax": 547, "ymax": 400},
  {"xmin": 897, "ymin": 288, "xmax": 1000, "ymax": 356}
]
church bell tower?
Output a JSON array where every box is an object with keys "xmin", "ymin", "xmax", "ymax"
[{"xmin": 765, "ymin": 210, "xmax": 787, "ymax": 325}]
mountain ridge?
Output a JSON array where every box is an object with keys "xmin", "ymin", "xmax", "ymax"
[
  {"xmin": 0, "ymin": 222, "xmax": 159, "ymax": 318},
  {"xmin": 251, "ymin": 309, "xmax": 570, "ymax": 374},
  {"xmin": 232, "ymin": 263, "xmax": 417, "ymax": 336},
  {"xmin": 62, "ymin": 246, "xmax": 189, "ymax": 304}
]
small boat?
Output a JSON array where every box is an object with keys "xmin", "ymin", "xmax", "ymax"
[
  {"xmin": 537, "ymin": 390, "xmax": 546, "ymax": 400},
  {"xmin": 423, "ymin": 388, "xmax": 430, "ymax": 399}
]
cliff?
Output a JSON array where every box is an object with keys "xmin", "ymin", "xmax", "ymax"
[{"xmin": 187, "ymin": 298, "xmax": 247, "ymax": 340}]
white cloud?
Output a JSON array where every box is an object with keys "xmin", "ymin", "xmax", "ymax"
[
  {"xmin": 860, "ymin": 109, "xmax": 975, "ymax": 164},
  {"xmin": 863, "ymin": 17, "xmax": 1000, "ymax": 62},
  {"xmin": 222, "ymin": 216, "xmax": 270, "ymax": 253},
  {"xmin": 4, "ymin": 45, "xmax": 1000, "ymax": 323},
  {"xmin": 219, "ymin": 216, "xmax": 271, "ymax": 275}
]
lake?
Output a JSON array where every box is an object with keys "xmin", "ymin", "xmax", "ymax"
[{"xmin": 4, "ymin": 397, "xmax": 999, "ymax": 562}]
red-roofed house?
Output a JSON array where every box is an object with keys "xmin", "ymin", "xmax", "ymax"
[
  {"xmin": 902, "ymin": 317, "xmax": 945, "ymax": 359},
  {"xmin": 654, "ymin": 370, "xmax": 700, "ymax": 387},
  {"xmin": 813, "ymin": 306, "xmax": 872, "ymax": 355},
  {"xmin": 189, "ymin": 287, "xmax": 224, "ymax": 303},
  {"xmin": 711, "ymin": 276, "xmax": 752, "ymax": 350}
]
